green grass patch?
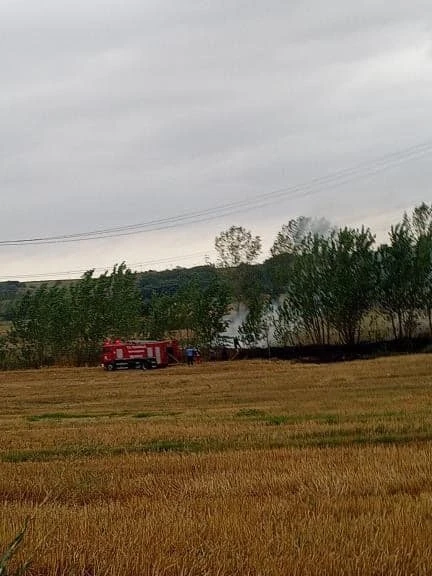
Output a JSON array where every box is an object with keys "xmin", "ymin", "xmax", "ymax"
[
  {"xmin": 235, "ymin": 408, "xmax": 424, "ymax": 427},
  {"xmin": 237, "ymin": 410, "xmax": 342, "ymax": 426},
  {"xmin": 236, "ymin": 408, "xmax": 267, "ymax": 418},
  {"xmin": 0, "ymin": 440, "xmax": 210, "ymax": 463},
  {"xmin": 4, "ymin": 425, "xmax": 432, "ymax": 463},
  {"xmin": 133, "ymin": 411, "xmax": 180, "ymax": 419},
  {"xmin": 27, "ymin": 412, "xmax": 122, "ymax": 422},
  {"xmin": 264, "ymin": 415, "xmax": 293, "ymax": 426}
]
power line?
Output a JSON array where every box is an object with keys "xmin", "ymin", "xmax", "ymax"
[
  {"xmin": 343, "ymin": 198, "xmax": 426, "ymax": 228},
  {"xmin": 5, "ymin": 200, "xmax": 421, "ymax": 282},
  {"xmin": 1, "ymin": 197, "xmax": 426, "ymax": 282},
  {"xmin": 0, "ymin": 251, "xmax": 210, "ymax": 281},
  {"xmin": 1, "ymin": 139, "xmax": 432, "ymax": 247}
]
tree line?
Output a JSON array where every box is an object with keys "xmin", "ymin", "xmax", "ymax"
[
  {"xmin": 1, "ymin": 203, "xmax": 432, "ymax": 369},
  {"xmin": 230, "ymin": 204, "xmax": 432, "ymax": 348},
  {"xmin": 0, "ymin": 264, "xmax": 231, "ymax": 369}
]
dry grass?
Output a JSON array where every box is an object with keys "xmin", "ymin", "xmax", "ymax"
[{"xmin": 1, "ymin": 356, "xmax": 432, "ymax": 574}]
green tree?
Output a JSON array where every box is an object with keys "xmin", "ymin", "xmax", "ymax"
[
  {"xmin": 275, "ymin": 228, "xmax": 377, "ymax": 346},
  {"xmin": 273, "ymin": 297, "xmax": 301, "ymax": 346},
  {"xmin": 106, "ymin": 263, "xmax": 142, "ymax": 337},
  {"xmin": 415, "ymin": 230, "xmax": 432, "ymax": 336},
  {"xmin": 262, "ymin": 252, "xmax": 294, "ymax": 297},
  {"xmin": 69, "ymin": 270, "xmax": 108, "ymax": 364},
  {"xmin": 276, "ymin": 234, "xmax": 331, "ymax": 345},
  {"xmin": 324, "ymin": 227, "xmax": 377, "ymax": 345},
  {"xmin": 214, "ymin": 226, "xmax": 262, "ymax": 306},
  {"xmin": 397, "ymin": 204, "xmax": 432, "ymax": 336},
  {"xmin": 69, "ymin": 264, "xmax": 142, "ymax": 364},
  {"xmin": 11, "ymin": 284, "xmax": 73, "ymax": 366},
  {"xmin": 238, "ymin": 295, "xmax": 274, "ymax": 354},
  {"xmin": 271, "ymin": 216, "xmax": 333, "ymax": 256},
  {"xmin": 187, "ymin": 279, "xmax": 231, "ymax": 348},
  {"xmin": 143, "ymin": 293, "xmax": 183, "ymax": 340},
  {"xmin": 412, "ymin": 202, "xmax": 432, "ymax": 238},
  {"xmin": 143, "ymin": 277, "xmax": 231, "ymax": 349},
  {"xmin": 377, "ymin": 220, "xmax": 419, "ymax": 339},
  {"xmin": 215, "ymin": 225, "xmax": 261, "ymax": 267}
]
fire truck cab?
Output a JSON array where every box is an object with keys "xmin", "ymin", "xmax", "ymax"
[{"xmin": 101, "ymin": 339, "xmax": 181, "ymax": 371}]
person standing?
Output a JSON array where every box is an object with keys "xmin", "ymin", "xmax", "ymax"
[
  {"xmin": 186, "ymin": 345, "xmax": 195, "ymax": 366},
  {"xmin": 195, "ymin": 348, "xmax": 201, "ymax": 364}
]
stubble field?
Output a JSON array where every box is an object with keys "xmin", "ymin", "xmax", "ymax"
[{"xmin": 2, "ymin": 356, "xmax": 432, "ymax": 575}]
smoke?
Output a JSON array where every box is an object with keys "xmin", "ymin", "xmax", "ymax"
[
  {"xmin": 223, "ymin": 303, "xmax": 249, "ymax": 341},
  {"xmin": 222, "ymin": 298, "xmax": 283, "ymax": 346},
  {"xmin": 308, "ymin": 217, "xmax": 334, "ymax": 237},
  {"xmin": 294, "ymin": 216, "xmax": 334, "ymax": 243}
]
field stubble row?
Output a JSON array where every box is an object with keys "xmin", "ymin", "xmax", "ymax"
[{"xmin": 1, "ymin": 356, "xmax": 432, "ymax": 575}]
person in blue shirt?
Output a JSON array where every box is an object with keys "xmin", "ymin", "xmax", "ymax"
[{"xmin": 186, "ymin": 345, "xmax": 195, "ymax": 366}]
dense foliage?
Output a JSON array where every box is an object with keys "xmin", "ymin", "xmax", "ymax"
[{"xmin": 1, "ymin": 204, "xmax": 432, "ymax": 368}]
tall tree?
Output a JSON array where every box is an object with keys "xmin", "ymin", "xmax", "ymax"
[
  {"xmin": 214, "ymin": 226, "xmax": 262, "ymax": 306},
  {"xmin": 105, "ymin": 263, "xmax": 142, "ymax": 338},
  {"xmin": 188, "ymin": 279, "xmax": 231, "ymax": 347},
  {"xmin": 271, "ymin": 216, "xmax": 333, "ymax": 256},
  {"xmin": 412, "ymin": 203, "xmax": 432, "ymax": 239},
  {"xmin": 238, "ymin": 295, "xmax": 274, "ymax": 353},
  {"xmin": 377, "ymin": 220, "xmax": 418, "ymax": 339},
  {"xmin": 143, "ymin": 293, "xmax": 180, "ymax": 340},
  {"xmin": 69, "ymin": 264, "xmax": 142, "ymax": 363},
  {"xmin": 215, "ymin": 226, "xmax": 261, "ymax": 267},
  {"xmin": 276, "ymin": 234, "xmax": 331, "ymax": 345},
  {"xmin": 143, "ymin": 278, "xmax": 231, "ymax": 348},
  {"xmin": 402, "ymin": 204, "xmax": 432, "ymax": 336},
  {"xmin": 11, "ymin": 284, "xmax": 73, "ymax": 366},
  {"xmin": 262, "ymin": 252, "xmax": 294, "ymax": 297},
  {"xmin": 415, "ymin": 233, "xmax": 432, "ymax": 336},
  {"xmin": 324, "ymin": 227, "xmax": 377, "ymax": 345},
  {"xmin": 273, "ymin": 297, "xmax": 301, "ymax": 346}
]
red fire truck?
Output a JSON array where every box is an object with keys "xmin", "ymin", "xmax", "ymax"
[{"xmin": 101, "ymin": 339, "xmax": 181, "ymax": 371}]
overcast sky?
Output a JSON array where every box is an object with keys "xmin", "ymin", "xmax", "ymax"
[{"xmin": 1, "ymin": 0, "xmax": 432, "ymax": 280}]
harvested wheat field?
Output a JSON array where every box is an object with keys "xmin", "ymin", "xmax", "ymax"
[{"xmin": 2, "ymin": 356, "xmax": 432, "ymax": 575}]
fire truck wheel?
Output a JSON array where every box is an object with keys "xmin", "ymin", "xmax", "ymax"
[
  {"xmin": 141, "ymin": 362, "xmax": 148, "ymax": 370},
  {"xmin": 106, "ymin": 363, "xmax": 116, "ymax": 371}
]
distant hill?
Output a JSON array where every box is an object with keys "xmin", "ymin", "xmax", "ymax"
[
  {"xmin": 0, "ymin": 266, "xmax": 219, "ymax": 320},
  {"xmin": 0, "ymin": 281, "xmax": 26, "ymax": 320}
]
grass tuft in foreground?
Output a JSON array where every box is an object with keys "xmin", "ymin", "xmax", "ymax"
[{"xmin": 0, "ymin": 523, "xmax": 30, "ymax": 576}]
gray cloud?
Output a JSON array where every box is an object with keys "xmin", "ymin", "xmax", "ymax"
[{"xmin": 1, "ymin": 1, "xmax": 432, "ymax": 278}]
